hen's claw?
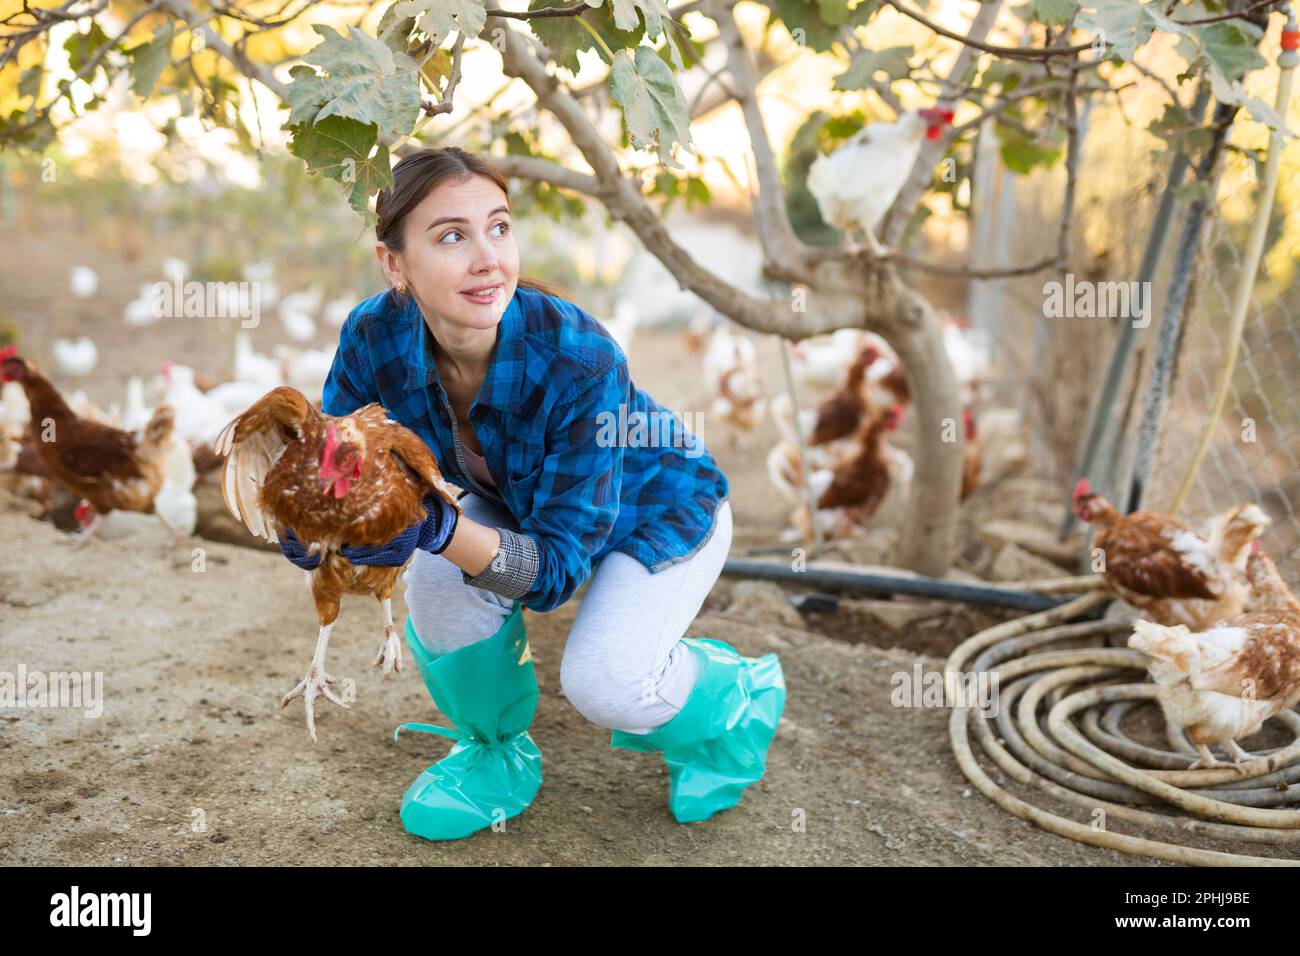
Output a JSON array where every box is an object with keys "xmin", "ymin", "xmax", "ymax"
[
  {"xmin": 280, "ymin": 664, "xmax": 349, "ymax": 741},
  {"xmin": 373, "ymin": 633, "xmax": 403, "ymax": 680}
]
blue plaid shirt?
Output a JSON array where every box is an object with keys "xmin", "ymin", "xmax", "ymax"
[{"xmin": 321, "ymin": 285, "xmax": 730, "ymax": 613}]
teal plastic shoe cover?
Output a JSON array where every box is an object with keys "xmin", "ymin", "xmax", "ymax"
[
  {"xmin": 395, "ymin": 602, "xmax": 542, "ymax": 840},
  {"xmin": 610, "ymin": 638, "xmax": 786, "ymax": 823}
]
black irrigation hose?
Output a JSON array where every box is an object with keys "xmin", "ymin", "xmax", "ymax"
[{"xmin": 720, "ymin": 559, "xmax": 1097, "ymax": 613}]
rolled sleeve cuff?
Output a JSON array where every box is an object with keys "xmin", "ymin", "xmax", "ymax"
[{"xmin": 461, "ymin": 527, "xmax": 540, "ymax": 600}]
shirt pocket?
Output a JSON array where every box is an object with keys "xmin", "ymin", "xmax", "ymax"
[{"xmin": 504, "ymin": 438, "xmax": 544, "ymax": 509}]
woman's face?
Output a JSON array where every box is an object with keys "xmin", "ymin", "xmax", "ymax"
[{"xmin": 377, "ymin": 174, "xmax": 520, "ymax": 333}]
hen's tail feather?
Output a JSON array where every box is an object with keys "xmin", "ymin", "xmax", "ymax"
[
  {"xmin": 1207, "ymin": 503, "xmax": 1270, "ymax": 567},
  {"xmin": 1129, "ymin": 619, "xmax": 1198, "ymax": 672}
]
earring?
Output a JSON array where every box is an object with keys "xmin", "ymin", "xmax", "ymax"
[{"xmin": 396, "ymin": 283, "xmax": 408, "ymax": 296}]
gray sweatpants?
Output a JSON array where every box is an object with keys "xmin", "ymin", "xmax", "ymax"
[{"xmin": 401, "ymin": 493, "xmax": 735, "ymax": 735}]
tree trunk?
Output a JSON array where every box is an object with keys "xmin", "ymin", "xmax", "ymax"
[{"xmin": 883, "ymin": 287, "xmax": 964, "ymax": 576}]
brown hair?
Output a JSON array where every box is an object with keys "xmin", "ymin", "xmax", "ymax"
[{"xmin": 375, "ymin": 146, "xmax": 562, "ymax": 299}]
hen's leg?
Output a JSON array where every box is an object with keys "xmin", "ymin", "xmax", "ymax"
[
  {"xmin": 1225, "ymin": 739, "xmax": 1255, "ymax": 773},
  {"xmin": 372, "ymin": 596, "xmax": 402, "ymax": 679},
  {"xmin": 155, "ymin": 509, "xmax": 185, "ymax": 557},
  {"xmin": 1189, "ymin": 744, "xmax": 1226, "ymax": 771},
  {"xmin": 281, "ymin": 621, "xmax": 349, "ymax": 742}
]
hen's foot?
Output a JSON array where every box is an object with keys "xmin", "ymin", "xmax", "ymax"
[
  {"xmin": 1189, "ymin": 745, "xmax": 1225, "ymax": 771},
  {"xmin": 373, "ymin": 632, "xmax": 403, "ymax": 680},
  {"xmin": 280, "ymin": 664, "xmax": 348, "ymax": 742}
]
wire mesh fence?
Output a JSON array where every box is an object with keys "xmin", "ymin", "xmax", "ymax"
[{"xmin": 1145, "ymin": 136, "xmax": 1300, "ymax": 588}]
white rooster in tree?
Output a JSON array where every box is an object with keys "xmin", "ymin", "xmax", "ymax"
[{"xmin": 807, "ymin": 108, "xmax": 955, "ymax": 255}]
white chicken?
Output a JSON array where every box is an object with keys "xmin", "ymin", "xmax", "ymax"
[
  {"xmin": 52, "ymin": 336, "xmax": 98, "ymax": 377},
  {"xmin": 703, "ymin": 322, "xmax": 765, "ymax": 432},
  {"xmin": 1129, "ymin": 548, "xmax": 1300, "ymax": 772},
  {"xmin": 273, "ymin": 344, "xmax": 335, "ymax": 403},
  {"xmin": 124, "ymin": 283, "xmax": 160, "ymax": 327},
  {"xmin": 242, "ymin": 260, "xmax": 280, "ymax": 308},
  {"xmin": 234, "ymin": 331, "xmax": 288, "ymax": 392},
  {"xmin": 162, "ymin": 257, "xmax": 189, "ymax": 280},
  {"xmin": 791, "ymin": 328, "xmax": 869, "ymax": 393},
  {"xmin": 807, "ymin": 108, "xmax": 954, "ymax": 254},
  {"xmin": 323, "ymin": 295, "xmax": 355, "ymax": 328},
  {"xmin": 122, "ymin": 375, "xmax": 151, "ymax": 432},
  {"xmin": 1, "ymin": 381, "xmax": 30, "ymax": 438},
  {"xmin": 603, "ymin": 298, "xmax": 640, "ymax": 356},
  {"xmin": 69, "ymin": 265, "xmax": 99, "ymax": 299},
  {"xmin": 942, "ymin": 317, "xmax": 986, "ymax": 407},
  {"xmin": 160, "ymin": 363, "xmax": 236, "ymax": 446}
]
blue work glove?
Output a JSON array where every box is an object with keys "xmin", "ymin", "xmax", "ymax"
[
  {"xmin": 339, "ymin": 494, "xmax": 460, "ymax": 567},
  {"xmin": 277, "ymin": 496, "xmax": 458, "ymax": 570},
  {"xmin": 278, "ymin": 525, "xmax": 323, "ymax": 571}
]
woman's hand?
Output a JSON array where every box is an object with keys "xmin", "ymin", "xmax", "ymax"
[
  {"xmin": 277, "ymin": 496, "xmax": 459, "ymax": 570},
  {"xmin": 338, "ymin": 494, "xmax": 460, "ymax": 566}
]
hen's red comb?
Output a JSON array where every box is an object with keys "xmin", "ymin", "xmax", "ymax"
[
  {"xmin": 0, "ymin": 345, "xmax": 17, "ymax": 363},
  {"xmin": 1073, "ymin": 478, "xmax": 1092, "ymax": 503}
]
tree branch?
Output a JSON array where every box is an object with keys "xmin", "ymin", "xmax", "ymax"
[
  {"xmin": 157, "ymin": 0, "xmax": 288, "ymax": 99},
  {"xmin": 489, "ymin": 10, "xmax": 892, "ymax": 339},
  {"xmin": 882, "ymin": 0, "xmax": 1094, "ymax": 60},
  {"xmin": 879, "ymin": 0, "xmax": 1004, "ymax": 247},
  {"xmin": 704, "ymin": 0, "xmax": 813, "ymax": 270},
  {"xmin": 487, "ymin": 153, "xmax": 600, "ymax": 194}
]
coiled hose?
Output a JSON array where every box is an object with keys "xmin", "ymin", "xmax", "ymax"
[{"xmin": 946, "ymin": 591, "xmax": 1300, "ymax": 865}]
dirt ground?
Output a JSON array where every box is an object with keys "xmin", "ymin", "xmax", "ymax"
[{"xmin": 0, "ymin": 208, "xmax": 1259, "ymax": 867}]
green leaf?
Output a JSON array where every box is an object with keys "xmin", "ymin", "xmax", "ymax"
[
  {"xmin": 288, "ymin": 115, "xmax": 394, "ymax": 221},
  {"xmin": 376, "ymin": 3, "xmax": 418, "ymax": 53},
  {"xmin": 528, "ymin": 0, "xmax": 643, "ymax": 72},
  {"xmin": 392, "ymin": 0, "xmax": 487, "ymax": 45},
  {"xmin": 286, "ymin": 24, "xmax": 421, "ymax": 141},
  {"xmin": 833, "ymin": 45, "xmax": 912, "ymax": 89},
  {"xmin": 774, "ymin": 0, "xmax": 839, "ymax": 51},
  {"xmin": 609, "ymin": 45, "xmax": 692, "ymax": 168},
  {"xmin": 1196, "ymin": 21, "xmax": 1265, "ymax": 83},
  {"xmin": 1, "ymin": 108, "xmax": 56, "ymax": 152},
  {"xmin": 127, "ymin": 26, "xmax": 175, "ymax": 99},
  {"xmin": 18, "ymin": 67, "xmax": 41, "ymax": 101},
  {"xmin": 63, "ymin": 22, "xmax": 110, "ymax": 74},
  {"xmin": 684, "ymin": 176, "xmax": 710, "ymax": 208},
  {"xmin": 1031, "ymin": 0, "xmax": 1078, "ymax": 26},
  {"xmin": 996, "ymin": 124, "xmax": 1063, "ymax": 173},
  {"xmin": 1175, "ymin": 180, "xmax": 1215, "ymax": 205},
  {"xmin": 1147, "ymin": 102, "xmax": 1214, "ymax": 154},
  {"xmin": 1075, "ymin": 0, "xmax": 1156, "ymax": 60},
  {"xmin": 611, "ymin": 0, "xmax": 672, "ymax": 40}
]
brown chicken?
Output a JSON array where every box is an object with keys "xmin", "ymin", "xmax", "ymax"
[
  {"xmin": 770, "ymin": 405, "xmax": 911, "ymax": 543},
  {"xmin": 960, "ymin": 409, "xmax": 980, "ymax": 502},
  {"xmin": 1074, "ymin": 479, "xmax": 1270, "ymax": 630},
  {"xmin": 1129, "ymin": 547, "xmax": 1300, "ymax": 771},
  {"xmin": 810, "ymin": 345, "xmax": 880, "ymax": 446},
  {"xmin": 0, "ymin": 346, "xmax": 177, "ymax": 545},
  {"xmin": 215, "ymin": 386, "xmax": 463, "ymax": 741}
]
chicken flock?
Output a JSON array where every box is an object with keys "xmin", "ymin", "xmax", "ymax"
[
  {"xmin": 691, "ymin": 312, "xmax": 985, "ymax": 546},
  {"xmin": 1073, "ymin": 480, "xmax": 1300, "ymax": 772},
  {"xmin": 6, "ymin": 255, "xmax": 1297, "ymax": 758}
]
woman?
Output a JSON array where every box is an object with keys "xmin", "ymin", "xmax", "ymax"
[{"xmin": 300, "ymin": 146, "xmax": 785, "ymax": 841}]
